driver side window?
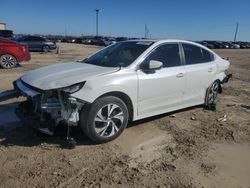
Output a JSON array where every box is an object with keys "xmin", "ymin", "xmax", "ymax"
[{"xmin": 143, "ymin": 43, "xmax": 181, "ymax": 68}]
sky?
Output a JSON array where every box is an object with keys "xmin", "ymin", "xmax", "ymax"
[{"xmin": 0, "ymin": 0, "xmax": 250, "ymax": 41}]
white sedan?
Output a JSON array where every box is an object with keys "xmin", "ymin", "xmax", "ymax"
[{"xmin": 0, "ymin": 39, "xmax": 231, "ymax": 143}]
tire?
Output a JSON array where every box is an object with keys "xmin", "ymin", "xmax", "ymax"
[
  {"xmin": 204, "ymin": 80, "xmax": 220, "ymax": 106},
  {"xmin": 80, "ymin": 96, "xmax": 129, "ymax": 143},
  {"xmin": 0, "ymin": 54, "xmax": 17, "ymax": 69},
  {"xmin": 42, "ymin": 45, "xmax": 49, "ymax": 53}
]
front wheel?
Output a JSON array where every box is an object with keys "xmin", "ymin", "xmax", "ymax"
[
  {"xmin": 80, "ymin": 96, "xmax": 129, "ymax": 143},
  {"xmin": 204, "ymin": 80, "xmax": 220, "ymax": 106}
]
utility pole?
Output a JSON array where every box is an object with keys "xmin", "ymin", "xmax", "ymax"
[
  {"xmin": 145, "ymin": 24, "xmax": 149, "ymax": 38},
  {"xmin": 234, "ymin": 22, "xmax": 239, "ymax": 42},
  {"xmin": 95, "ymin": 9, "xmax": 100, "ymax": 36},
  {"xmin": 65, "ymin": 28, "xmax": 67, "ymax": 37},
  {"xmin": 147, "ymin": 26, "xmax": 149, "ymax": 38}
]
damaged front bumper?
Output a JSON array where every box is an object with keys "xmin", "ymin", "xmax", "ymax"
[
  {"xmin": 15, "ymin": 101, "xmax": 55, "ymax": 135},
  {"xmin": 1, "ymin": 79, "xmax": 85, "ymax": 135}
]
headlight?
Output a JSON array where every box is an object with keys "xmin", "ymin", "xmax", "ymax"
[{"xmin": 62, "ymin": 82, "xmax": 85, "ymax": 94}]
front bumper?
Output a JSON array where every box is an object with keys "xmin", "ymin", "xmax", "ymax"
[
  {"xmin": 15, "ymin": 101, "xmax": 54, "ymax": 135},
  {"xmin": 49, "ymin": 44, "xmax": 57, "ymax": 50},
  {"xmin": 0, "ymin": 89, "xmax": 21, "ymax": 102},
  {"xmin": 18, "ymin": 52, "xmax": 31, "ymax": 63}
]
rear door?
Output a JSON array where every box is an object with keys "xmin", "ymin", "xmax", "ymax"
[
  {"xmin": 181, "ymin": 43, "xmax": 216, "ymax": 105},
  {"xmin": 137, "ymin": 43, "xmax": 186, "ymax": 117}
]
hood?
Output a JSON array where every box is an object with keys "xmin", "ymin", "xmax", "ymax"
[{"xmin": 21, "ymin": 62, "xmax": 119, "ymax": 90}]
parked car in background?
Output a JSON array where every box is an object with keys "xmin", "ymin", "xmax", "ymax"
[
  {"xmin": 0, "ymin": 39, "xmax": 231, "ymax": 143},
  {"xmin": 0, "ymin": 37, "xmax": 30, "ymax": 69},
  {"xmin": 16, "ymin": 35, "xmax": 57, "ymax": 52},
  {"xmin": 73, "ymin": 38, "xmax": 84, "ymax": 44},
  {"xmin": 237, "ymin": 42, "xmax": 250, "ymax": 48},
  {"xmin": 205, "ymin": 41, "xmax": 224, "ymax": 49},
  {"xmin": 0, "ymin": 30, "xmax": 14, "ymax": 39},
  {"xmin": 115, "ymin": 37, "xmax": 128, "ymax": 42},
  {"xmin": 197, "ymin": 41, "xmax": 215, "ymax": 49},
  {"xmin": 222, "ymin": 42, "xmax": 234, "ymax": 49},
  {"xmin": 231, "ymin": 42, "xmax": 240, "ymax": 49},
  {"xmin": 82, "ymin": 37, "xmax": 104, "ymax": 46},
  {"xmin": 102, "ymin": 38, "xmax": 116, "ymax": 46}
]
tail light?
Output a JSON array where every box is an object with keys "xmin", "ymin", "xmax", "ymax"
[{"xmin": 19, "ymin": 45, "xmax": 28, "ymax": 52}]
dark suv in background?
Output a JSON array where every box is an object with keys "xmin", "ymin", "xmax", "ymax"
[{"xmin": 16, "ymin": 36, "xmax": 57, "ymax": 52}]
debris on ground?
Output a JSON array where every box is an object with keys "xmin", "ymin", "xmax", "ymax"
[
  {"xmin": 217, "ymin": 115, "xmax": 227, "ymax": 122},
  {"xmin": 226, "ymin": 103, "xmax": 237, "ymax": 107},
  {"xmin": 241, "ymin": 104, "xmax": 250, "ymax": 110},
  {"xmin": 170, "ymin": 114, "xmax": 176, "ymax": 118},
  {"xmin": 190, "ymin": 116, "xmax": 196, "ymax": 121},
  {"xmin": 208, "ymin": 103, "xmax": 217, "ymax": 111}
]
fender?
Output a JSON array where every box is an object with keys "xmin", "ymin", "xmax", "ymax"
[{"xmin": 71, "ymin": 78, "xmax": 138, "ymax": 120}]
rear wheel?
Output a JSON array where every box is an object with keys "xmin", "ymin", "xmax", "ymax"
[
  {"xmin": 205, "ymin": 80, "xmax": 220, "ymax": 106},
  {"xmin": 80, "ymin": 96, "xmax": 129, "ymax": 143},
  {"xmin": 0, "ymin": 54, "xmax": 17, "ymax": 69}
]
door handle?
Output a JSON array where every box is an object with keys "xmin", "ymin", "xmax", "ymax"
[
  {"xmin": 208, "ymin": 68, "xmax": 213, "ymax": 72},
  {"xmin": 176, "ymin": 73, "xmax": 184, "ymax": 78}
]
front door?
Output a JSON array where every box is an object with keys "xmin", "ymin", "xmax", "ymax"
[{"xmin": 137, "ymin": 43, "xmax": 186, "ymax": 118}]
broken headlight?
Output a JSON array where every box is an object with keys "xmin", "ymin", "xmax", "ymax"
[{"xmin": 62, "ymin": 82, "xmax": 85, "ymax": 94}]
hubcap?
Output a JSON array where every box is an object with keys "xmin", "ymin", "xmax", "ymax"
[
  {"xmin": 94, "ymin": 103, "xmax": 124, "ymax": 137},
  {"xmin": 208, "ymin": 82, "xmax": 219, "ymax": 104},
  {"xmin": 1, "ymin": 55, "xmax": 16, "ymax": 68}
]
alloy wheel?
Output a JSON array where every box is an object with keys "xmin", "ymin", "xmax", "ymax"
[
  {"xmin": 0, "ymin": 55, "xmax": 17, "ymax": 68},
  {"xmin": 94, "ymin": 103, "xmax": 124, "ymax": 137},
  {"xmin": 208, "ymin": 82, "xmax": 219, "ymax": 104}
]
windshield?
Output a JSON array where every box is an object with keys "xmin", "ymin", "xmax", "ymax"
[{"xmin": 82, "ymin": 41, "xmax": 154, "ymax": 67}]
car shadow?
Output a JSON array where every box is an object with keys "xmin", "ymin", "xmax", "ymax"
[
  {"xmin": 0, "ymin": 101, "xmax": 205, "ymax": 149},
  {"xmin": 0, "ymin": 63, "xmax": 22, "ymax": 69},
  {"xmin": 128, "ymin": 105, "xmax": 205, "ymax": 128}
]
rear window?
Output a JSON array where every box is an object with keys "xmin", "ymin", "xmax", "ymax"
[
  {"xmin": 201, "ymin": 48, "xmax": 214, "ymax": 62},
  {"xmin": 182, "ymin": 43, "xmax": 214, "ymax": 65}
]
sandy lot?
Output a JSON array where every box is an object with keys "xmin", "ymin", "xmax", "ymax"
[{"xmin": 0, "ymin": 44, "xmax": 250, "ymax": 188}]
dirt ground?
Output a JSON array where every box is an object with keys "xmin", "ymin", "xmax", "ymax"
[{"xmin": 0, "ymin": 43, "xmax": 250, "ymax": 188}]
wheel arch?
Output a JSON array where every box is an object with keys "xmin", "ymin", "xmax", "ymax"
[
  {"xmin": 96, "ymin": 91, "xmax": 134, "ymax": 121},
  {"xmin": 0, "ymin": 53, "xmax": 18, "ymax": 61}
]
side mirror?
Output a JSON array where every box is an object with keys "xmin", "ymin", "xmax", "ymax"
[
  {"xmin": 149, "ymin": 60, "xmax": 163, "ymax": 70},
  {"xmin": 140, "ymin": 60, "xmax": 163, "ymax": 74}
]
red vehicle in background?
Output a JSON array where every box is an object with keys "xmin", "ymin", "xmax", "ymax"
[{"xmin": 0, "ymin": 37, "xmax": 30, "ymax": 69}]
